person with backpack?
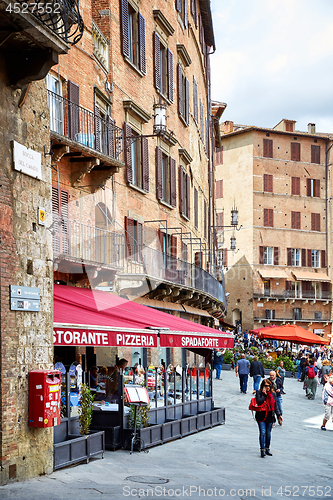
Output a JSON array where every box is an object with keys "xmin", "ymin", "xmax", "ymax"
[{"xmin": 305, "ymin": 358, "xmax": 318, "ymax": 400}]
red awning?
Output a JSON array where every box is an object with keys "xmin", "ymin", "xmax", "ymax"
[{"xmin": 53, "ymin": 285, "xmax": 234, "ymax": 348}]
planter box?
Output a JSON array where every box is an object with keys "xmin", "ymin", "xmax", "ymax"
[
  {"xmin": 264, "ymin": 368, "xmax": 273, "ymax": 375},
  {"xmin": 123, "ymin": 425, "xmax": 163, "ymax": 451},
  {"xmin": 53, "ymin": 430, "xmax": 105, "ymax": 470},
  {"xmin": 222, "ymin": 364, "xmax": 232, "ymax": 371}
]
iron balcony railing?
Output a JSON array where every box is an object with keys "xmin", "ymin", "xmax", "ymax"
[
  {"xmin": 47, "ymin": 90, "xmax": 124, "ymax": 163},
  {"xmin": 254, "ymin": 311, "xmax": 331, "ymax": 322},
  {"xmin": 254, "ymin": 290, "xmax": 331, "ymax": 301},
  {"xmin": 52, "ymin": 216, "xmax": 226, "ymax": 305},
  {"xmin": 14, "ymin": 0, "xmax": 84, "ymax": 44}
]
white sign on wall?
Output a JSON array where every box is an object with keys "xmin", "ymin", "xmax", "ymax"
[{"xmin": 12, "ymin": 141, "xmax": 42, "ymax": 180}]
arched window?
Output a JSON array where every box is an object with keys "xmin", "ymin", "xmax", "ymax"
[{"xmin": 95, "ymin": 202, "xmax": 112, "ymax": 230}]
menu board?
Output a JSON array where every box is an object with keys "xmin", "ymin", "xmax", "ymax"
[{"xmin": 125, "ymin": 385, "xmax": 150, "ymax": 405}]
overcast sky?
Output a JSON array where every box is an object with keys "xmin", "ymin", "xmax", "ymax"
[{"xmin": 210, "ymin": 0, "xmax": 333, "ymax": 133}]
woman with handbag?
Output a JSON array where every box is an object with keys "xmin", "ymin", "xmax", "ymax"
[{"xmin": 255, "ymin": 378, "xmax": 283, "ymax": 458}]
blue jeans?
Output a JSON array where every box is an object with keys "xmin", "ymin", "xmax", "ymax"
[
  {"xmin": 276, "ymin": 395, "xmax": 283, "ymax": 415},
  {"xmin": 215, "ymin": 365, "xmax": 222, "ymax": 379},
  {"xmin": 253, "ymin": 375, "xmax": 261, "ymax": 391},
  {"xmin": 297, "ymin": 365, "xmax": 302, "ymax": 379},
  {"xmin": 239, "ymin": 374, "xmax": 248, "ymax": 393},
  {"xmin": 258, "ymin": 421, "xmax": 273, "ymax": 450}
]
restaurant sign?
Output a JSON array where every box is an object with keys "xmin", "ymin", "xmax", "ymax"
[
  {"xmin": 160, "ymin": 333, "xmax": 233, "ymax": 349},
  {"xmin": 53, "ymin": 328, "xmax": 157, "ymax": 347}
]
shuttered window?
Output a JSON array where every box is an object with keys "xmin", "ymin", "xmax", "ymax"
[
  {"xmin": 301, "ymin": 248, "xmax": 306, "ymax": 267},
  {"xmin": 263, "ymin": 208, "xmax": 273, "ymax": 227},
  {"xmin": 291, "ymin": 211, "xmax": 301, "ymax": 229},
  {"xmin": 307, "ymin": 249, "xmax": 312, "ymax": 267},
  {"xmin": 156, "ymin": 147, "xmax": 176, "ymax": 206},
  {"xmin": 181, "ymin": 241, "xmax": 188, "ymax": 262},
  {"xmin": 179, "ymin": 167, "xmax": 190, "ymax": 219},
  {"xmin": 125, "ymin": 216, "xmax": 143, "ymax": 261},
  {"xmin": 153, "ymin": 32, "xmax": 174, "ymax": 102},
  {"xmin": 311, "ymin": 145, "xmax": 320, "ymax": 164},
  {"xmin": 190, "ymin": 0, "xmax": 197, "ymax": 27},
  {"xmin": 176, "ymin": 0, "xmax": 188, "ymax": 28},
  {"xmin": 291, "ymin": 177, "xmax": 300, "ymax": 195},
  {"xmin": 311, "ymin": 213, "xmax": 320, "ymax": 231},
  {"xmin": 52, "ymin": 187, "xmax": 69, "ymax": 255},
  {"xmin": 216, "ymin": 147, "xmax": 223, "ymax": 164},
  {"xmin": 263, "ymin": 138, "xmax": 273, "ymax": 158},
  {"xmin": 274, "ymin": 247, "xmax": 279, "ymax": 265},
  {"xmin": 124, "ymin": 123, "xmax": 149, "ymax": 192},
  {"xmin": 200, "ymin": 100, "xmax": 204, "ymax": 141},
  {"xmin": 194, "ymin": 187, "xmax": 198, "ymax": 229},
  {"xmin": 177, "ymin": 64, "xmax": 189, "ymax": 126},
  {"xmin": 121, "ymin": 1, "xmax": 146, "ymax": 74},
  {"xmin": 321, "ymin": 250, "xmax": 326, "ymax": 268},
  {"xmin": 306, "ymin": 178, "xmax": 320, "ymax": 198},
  {"xmin": 216, "ymin": 180, "xmax": 223, "ymax": 198},
  {"xmin": 263, "ymin": 174, "xmax": 273, "ymax": 193},
  {"xmin": 193, "ymin": 76, "xmax": 198, "ymax": 125},
  {"xmin": 204, "ymin": 200, "xmax": 207, "ymax": 239},
  {"xmin": 216, "ymin": 211, "xmax": 224, "ymax": 229},
  {"xmin": 259, "ymin": 246, "xmax": 264, "ymax": 264},
  {"xmin": 67, "ymin": 80, "xmax": 80, "ymax": 140},
  {"xmin": 287, "ymin": 248, "xmax": 292, "ymax": 266},
  {"xmin": 291, "ymin": 142, "xmax": 300, "ymax": 161}
]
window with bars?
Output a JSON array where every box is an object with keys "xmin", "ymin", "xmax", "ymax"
[
  {"xmin": 263, "ymin": 174, "xmax": 273, "ymax": 193},
  {"xmin": 177, "ymin": 64, "xmax": 189, "ymax": 126},
  {"xmin": 263, "ymin": 208, "xmax": 273, "ymax": 227},
  {"xmin": 291, "ymin": 211, "xmax": 301, "ymax": 229},
  {"xmin": 307, "ymin": 178, "xmax": 320, "ymax": 198},
  {"xmin": 123, "ymin": 123, "xmax": 149, "ymax": 192},
  {"xmin": 311, "ymin": 213, "xmax": 320, "ymax": 231},
  {"xmin": 291, "ymin": 176, "xmax": 300, "ymax": 195},
  {"xmin": 153, "ymin": 32, "xmax": 174, "ymax": 102},
  {"xmin": 179, "ymin": 166, "xmax": 190, "ymax": 219},
  {"xmin": 311, "ymin": 145, "xmax": 320, "ymax": 164},
  {"xmin": 263, "ymin": 138, "xmax": 273, "ymax": 158},
  {"xmin": 125, "ymin": 216, "xmax": 143, "ymax": 261},
  {"xmin": 216, "ymin": 179, "xmax": 223, "ymax": 199},
  {"xmin": 121, "ymin": 0, "xmax": 146, "ymax": 74},
  {"xmin": 291, "ymin": 142, "xmax": 300, "ymax": 161},
  {"xmin": 155, "ymin": 147, "xmax": 176, "ymax": 206}
]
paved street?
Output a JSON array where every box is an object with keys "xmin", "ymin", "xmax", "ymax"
[{"xmin": 1, "ymin": 369, "xmax": 332, "ymax": 500}]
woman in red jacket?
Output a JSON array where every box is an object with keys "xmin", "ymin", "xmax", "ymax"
[{"xmin": 255, "ymin": 378, "xmax": 283, "ymax": 457}]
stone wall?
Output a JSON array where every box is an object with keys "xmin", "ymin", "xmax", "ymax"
[{"xmin": 0, "ymin": 54, "xmax": 54, "ymax": 485}]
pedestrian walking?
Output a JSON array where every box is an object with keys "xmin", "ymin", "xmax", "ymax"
[
  {"xmin": 250, "ymin": 355, "xmax": 264, "ymax": 393},
  {"xmin": 214, "ymin": 349, "xmax": 224, "ymax": 380},
  {"xmin": 235, "ymin": 353, "xmax": 250, "ymax": 394},
  {"xmin": 321, "ymin": 359, "xmax": 331, "ymax": 385},
  {"xmin": 321, "ymin": 375, "xmax": 333, "ymax": 430},
  {"xmin": 276, "ymin": 361, "xmax": 286, "ymax": 386},
  {"xmin": 269, "ymin": 370, "xmax": 284, "ymax": 415},
  {"xmin": 255, "ymin": 378, "xmax": 283, "ymax": 457},
  {"xmin": 305, "ymin": 358, "xmax": 318, "ymax": 400}
]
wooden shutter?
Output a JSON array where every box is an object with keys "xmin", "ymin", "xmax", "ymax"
[
  {"xmin": 287, "ymin": 248, "xmax": 292, "ymax": 266},
  {"xmin": 52, "ymin": 187, "xmax": 60, "ymax": 255},
  {"xmin": 155, "ymin": 147, "xmax": 162, "ymax": 200},
  {"xmin": 322, "ymin": 282, "xmax": 329, "ymax": 293},
  {"xmin": 158, "ymin": 229, "xmax": 164, "ymax": 253},
  {"xmin": 141, "ymin": 136, "xmax": 149, "ymax": 192},
  {"xmin": 195, "ymin": 251, "xmax": 203, "ymax": 268},
  {"xmin": 264, "ymin": 174, "xmax": 273, "ymax": 192},
  {"xmin": 94, "ymin": 104, "xmax": 101, "ymax": 152},
  {"xmin": 125, "ymin": 216, "xmax": 134, "ymax": 258},
  {"xmin": 191, "ymin": 0, "xmax": 197, "ymax": 26},
  {"xmin": 170, "ymin": 157, "xmax": 176, "ymax": 207},
  {"xmin": 186, "ymin": 174, "xmax": 190, "ymax": 219},
  {"xmin": 307, "ymin": 249, "xmax": 312, "ymax": 267},
  {"xmin": 106, "ymin": 115, "xmax": 115, "ymax": 157},
  {"xmin": 311, "ymin": 145, "xmax": 320, "ymax": 164},
  {"xmin": 291, "ymin": 211, "xmax": 300, "ymax": 229},
  {"xmin": 301, "ymin": 248, "xmax": 306, "ymax": 267},
  {"xmin": 121, "ymin": 0, "xmax": 130, "ymax": 58},
  {"xmin": 170, "ymin": 235, "xmax": 177, "ymax": 258},
  {"xmin": 307, "ymin": 178, "xmax": 312, "ymax": 197},
  {"xmin": 138, "ymin": 13, "xmax": 146, "ymax": 75},
  {"xmin": 259, "ymin": 246, "xmax": 264, "ymax": 264},
  {"xmin": 204, "ymin": 199, "xmax": 207, "ymax": 239},
  {"xmin": 291, "ymin": 142, "xmax": 300, "ymax": 161},
  {"xmin": 185, "ymin": 77, "xmax": 190, "ymax": 126},
  {"xmin": 302, "ymin": 281, "xmax": 311, "ymax": 294},
  {"xmin": 200, "ymin": 100, "xmax": 204, "ymax": 139},
  {"xmin": 286, "ymin": 281, "xmax": 292, "ymax": 291},
  {"xmin": 264, "ymin": 208, "xmax": 273, "ymax": 227},
  {"xmin": 274, "ymin": 247, "xmax": 279, "ymax": 265},
  {"xmin": 153, "ymin": 32, "xmax": 160, "ymax": 91},
  {"xmin": 291, "ymin": 176, "xmax": 300, "ymax": 195},
  {"xmin": 67, "ymin": 80, "xmax": 80, "ymax": 139},
  {"xmin": 177, "ymin": 64, "xmax": 183, "ymax": 117},
  {"xmin": 194, "ymin": 187, "xmax": 198, "ymax": 228},
  {"xmin": 291, "ymin": 211, "xmax": 295, "ymax": 229},
  {"xmin": 176, "ymin": 0, "xmax": 181, "ymax": 12},
  {"xmin": 311, "ymin": 213, "xmax": 320, "ymax": 231},
  {"xmin": 263, "ymin": 138, "xmax": 273, "ymax": 158},
  {"xmin": 123, "ymin": 123, "xmax": 133, "ymax": 183},
  {"xmin": 314, "ymin": 179, "xmax": 320, "ymax": 198},
  {"xmin": 184, "ymin": 0, "xmax": 188, "ymax": 28},
  {"xmin": 193, "ymin": 76, "xmax": 198, "ymax": 125},
  {"xmin": 167, "ymin": 49, "xmax": 174, "ymax": 103},
  {"xmin": 60, "ymin": 190, "xmax": 69, "ymax": 254},
  {"xmin": 179, "ymin": 166, "xmax": 184, "ymax": 215},
  {"xmin": 216, "ymin": 180, "xmax": 223, "ymax": 199},
  {"xmin": 321, "ymin": 250, "xmax": 326, "ymax": 268}
]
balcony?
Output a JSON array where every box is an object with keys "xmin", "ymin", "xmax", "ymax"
[
  {"xmin": 254, "ymin": 310, "xmax": 332, "ymax": 323},
  {"xmin": 52, "ymin": 217, "xmax": 226, "ymax": 310},
  {"xmin": 48, "ymin": 91, "xmax": 124, "ymax": 191},
  {"xmin": 0, "ymin": 0, "xmax": 83, "ymax": 87},
  {"xmin": 254, "ymin": 290, "xmax": 331, "ymax": 302}
]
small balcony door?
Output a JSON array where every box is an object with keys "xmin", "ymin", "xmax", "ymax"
[
  {"xmin": 47, "ymin": 74, "xmax": 63, "ymax": 134},
  {"xmin": 264, "ymin": 280, "xmax": 270, "ymax": 297}
]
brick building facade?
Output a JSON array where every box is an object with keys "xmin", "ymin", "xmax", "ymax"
[{"xmin": 215, "ymin": 119, "xmax": 333, "ymax": 342}]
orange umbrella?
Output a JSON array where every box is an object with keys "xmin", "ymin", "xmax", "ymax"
[
  {"xmin": 249, "ymin": 325, "xmax": 278, "ymax": 335},
  {"xmin": 256, "ymin": 324, "xmax": 328, "ymax": 346}
]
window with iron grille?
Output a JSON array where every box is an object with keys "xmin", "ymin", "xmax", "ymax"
[{"xmin": 121, "ymin": 0, "xmax": 146, "ymax": 74}]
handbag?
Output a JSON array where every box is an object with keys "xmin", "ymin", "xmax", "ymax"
[{"xmin": 249, "ymin": 397, "xmax": 268, "ymax": 422}]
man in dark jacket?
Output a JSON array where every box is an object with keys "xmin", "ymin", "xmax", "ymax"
[
  {"xmin": 269, "ymin": 370, "xmax": 284, "ymax": 415},
  {"xmin": 250, "ymin": 355, "xmax": 265, "ymax": 393},
  {"xmin": 214, "ymin": 349, "xmax": 224, "ymax": 379}
]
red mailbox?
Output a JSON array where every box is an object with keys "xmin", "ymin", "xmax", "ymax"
[{"xmin": 29, "ymin": 370, "xmax": 61, "ymax": 427}]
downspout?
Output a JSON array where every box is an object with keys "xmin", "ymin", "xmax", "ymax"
[
  {"xmin": 206, "ymin": 45, "xmax": 215, "ymax": 276},
  {"xmin": 325, "ymin": 140, "xmax": 333, "ymax": 340}
]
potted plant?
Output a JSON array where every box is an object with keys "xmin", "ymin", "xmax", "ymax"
[
  {"xmin": 221, "ymin": 349, "xmax": 233, "ymax": 370},
  {"xmin": 78, "ymin": 383, "xmax": 95, "ymax": 435}
]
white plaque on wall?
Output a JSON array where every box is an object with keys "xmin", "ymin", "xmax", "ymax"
[{"xmin": 12, "ymin": 141, "xmax": 42, "ymax": 180}]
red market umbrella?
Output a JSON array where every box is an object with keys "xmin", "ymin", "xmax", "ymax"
[
  {"xmin": 254, "ymin": 324, "xmax": 328, "ymax": 346},
  {"xmin": 249, "ymin": 325, "xmax": 278, "ymax": 335}
]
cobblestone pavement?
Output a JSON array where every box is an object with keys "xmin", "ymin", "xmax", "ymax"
[{"xmin": 1, "ymin": 369, "xmax": 332, "ymax": 499}]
